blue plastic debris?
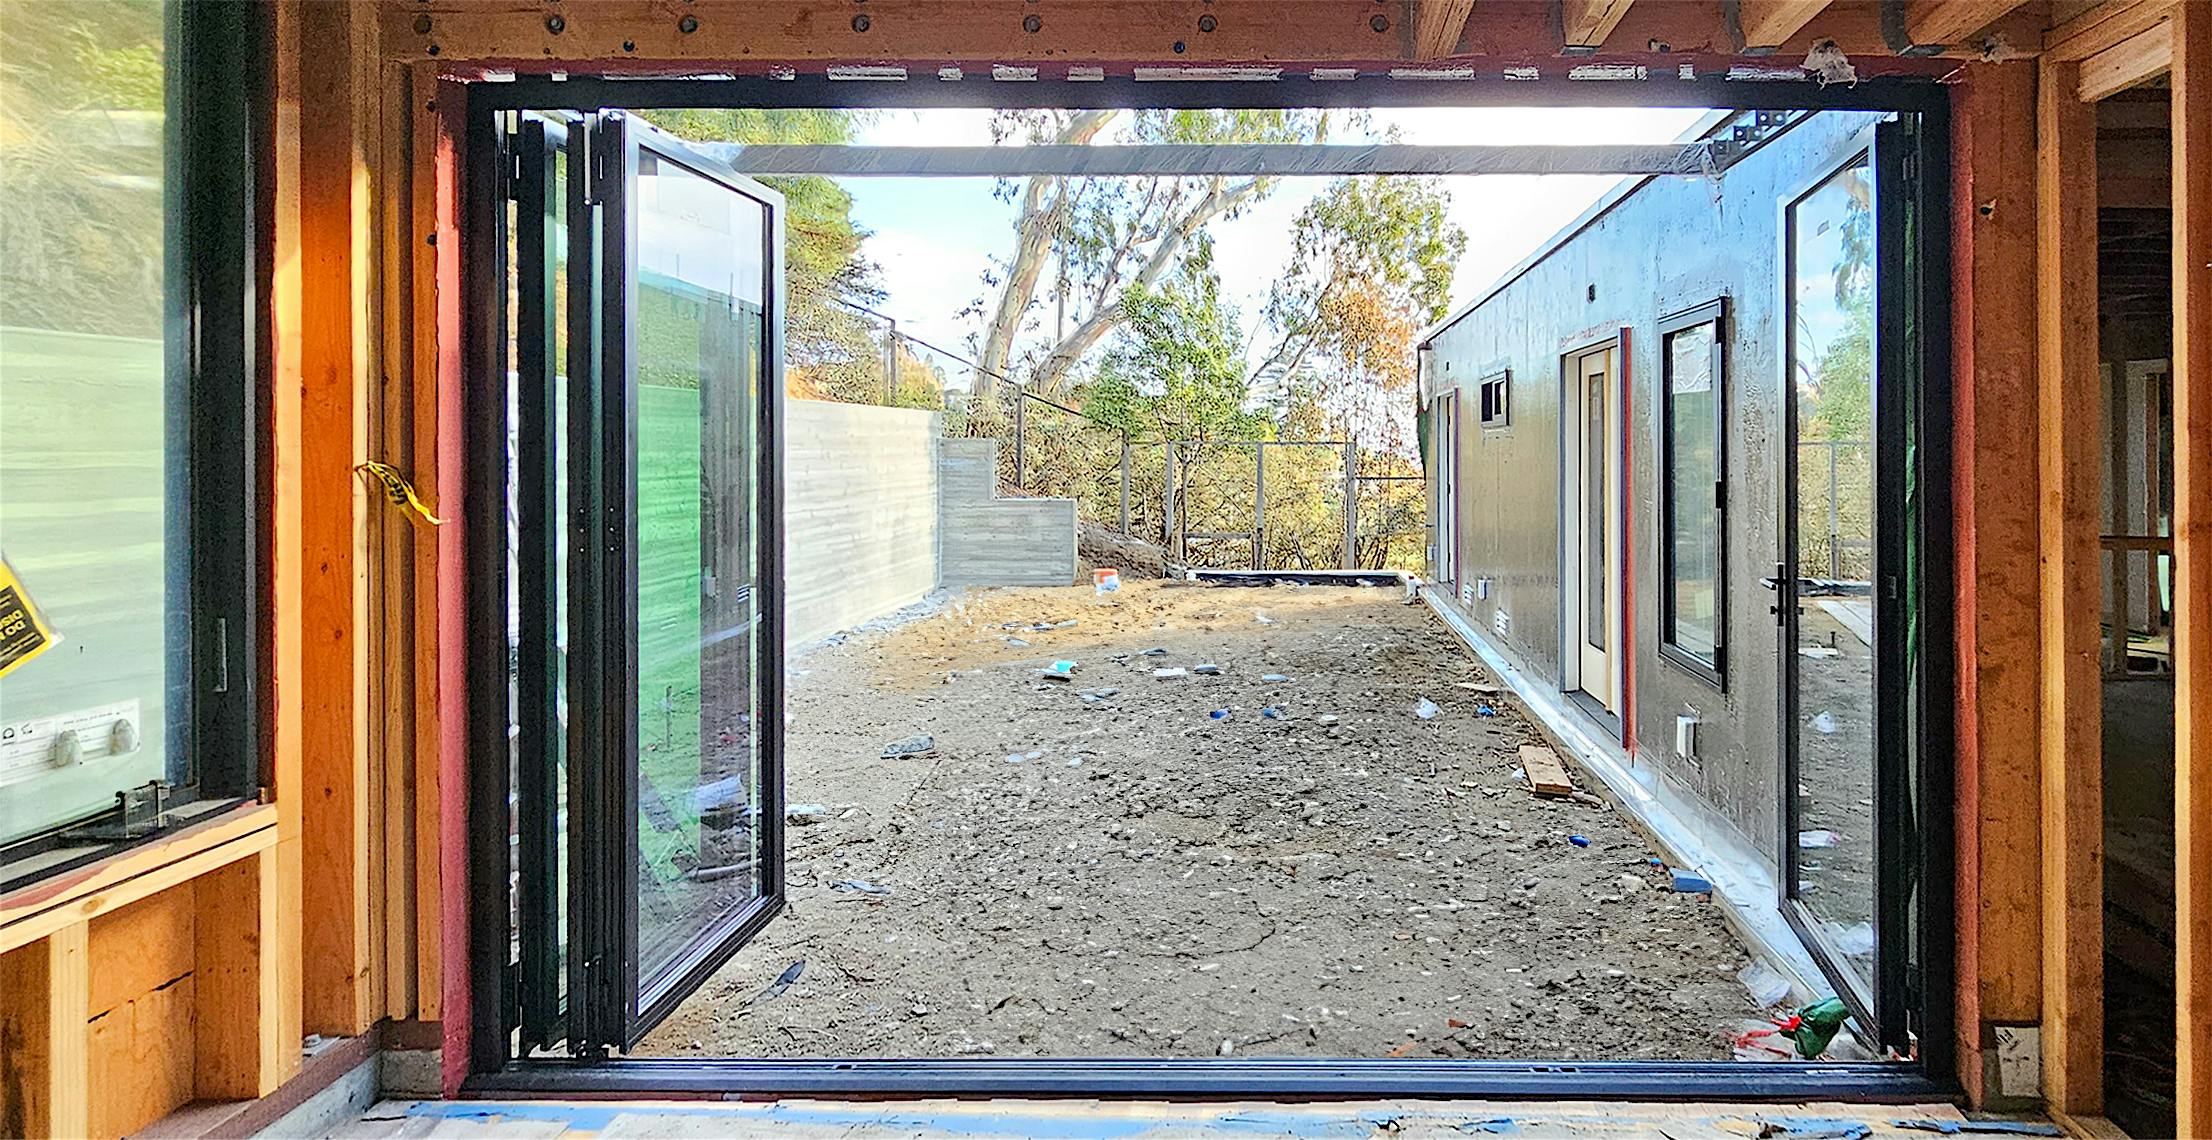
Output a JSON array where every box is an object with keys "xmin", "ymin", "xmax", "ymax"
[
  {"xmin": 1260, "ymin": 707, "xmax": 1282, "ymax": 719},
  {"xmin": 1569, "ymin": 835, "xmax": 1590, "ymax": 848},
  {"xmin": 1475, "ymin": 704, "xmax": 1498, "ymax": 717},
  {"xmin": 1669, "ymin": 867, "xmax": 1715, "ymax": 893},
  {"xmin": 1210, "ymin": 708, "xmax": 1231, "ymax": 720}
]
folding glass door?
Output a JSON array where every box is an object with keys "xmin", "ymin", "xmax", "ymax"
[{"xmin": 490, "ymin": 110, "xmax": 786, "ymax": 1058}]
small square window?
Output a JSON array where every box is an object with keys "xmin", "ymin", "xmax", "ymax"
[{"xmin": 1477, "ymin": 371, "xmax": 1510, "ymax": 429}]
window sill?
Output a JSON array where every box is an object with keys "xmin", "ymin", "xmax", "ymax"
[{"xmin": 0, "ymin": 799, "xmax": 276, "ymax": 954}]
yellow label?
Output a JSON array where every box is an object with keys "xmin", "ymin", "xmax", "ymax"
[{"xmin": 0, "ymin": 555, "xmax": 57, "ymax": 681}]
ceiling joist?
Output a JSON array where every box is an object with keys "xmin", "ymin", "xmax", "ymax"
[
  {"xmin": 1735, "ymin": 0, "xmax": 1837, "ymax": 50},
  {"xmin": 1410, "ymin": 0, "xmax": 1480, "ymax": 58},
  {"xmin": 1561, "ymin": 0, "xmax": 1638, "ymax": 49},
  {"xmin": 1903, "ymin": 0, "xmax": 2033, "ymax": 48}
]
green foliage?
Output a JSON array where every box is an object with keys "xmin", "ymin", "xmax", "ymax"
[{"xmin": 1081, "ymin": 252, "xmax": 1270, "ymax": 443}]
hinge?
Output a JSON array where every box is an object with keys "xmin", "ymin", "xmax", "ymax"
[
  {"xmin": 1900, "ymin": 149, "xmax": 1919, "ymax": 185},
  {"xmin": 212, "ymin": 615, "xmax": 230, "ymax": 693}
]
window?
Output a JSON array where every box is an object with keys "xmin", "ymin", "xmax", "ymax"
[
  {"xmin": 1478, "ymin": 370, "xmax": 1510, "ymax": 429},
  {"xmin": 1658, "ymin": 299, "xmax": 1726, "ymax": 684},
  {"xmin": 0, "ymin": 1, "xmax": 265, "ymax": 890}
]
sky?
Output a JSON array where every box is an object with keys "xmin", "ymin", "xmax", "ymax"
[{"xmin": 833, "ymin": 106, "xmax": 1714, "ymax": 379}]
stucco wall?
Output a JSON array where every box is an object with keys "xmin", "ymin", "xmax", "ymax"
[
  {"xmin": 784, "ymin": 400, "xmax": 943, "ymax": 647},
  {"xmin": 1422, "ymin": 109, "xmax": 1888, "ymax": 861}
]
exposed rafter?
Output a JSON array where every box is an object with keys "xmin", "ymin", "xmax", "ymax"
[
  {"xmin": 1561, "ymin": 0, "xmax": 1637, "ymax": 48},
  {"xmin": 1903, "ymin": 0, "xmax": 2031, "ymax": 47},
  {"xmin": 1410, "ymin": 0, "xmax": 1479, "ymax": 58},
  {"xmin": 1735, "ymin": 0, "xmax": 1836, "ymax": 50}
]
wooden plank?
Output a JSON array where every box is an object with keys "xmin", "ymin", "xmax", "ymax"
[
  {"xmin": 1517, "ymin": 744, "xmax": 1577, "ymax": 797},
  {"xmin": 0, "ymin": 808, "xmax": 279, "ymax": 957},
  {"xmin": 1735, "ymin": 0, "xmax": 1834, "ymax": 48},
  {"xmin": 2077, "ymin": 17, "xmax": 2173, "ymax": 99},
  {"xmin": 2035, "ymin": 51, "xmax": 2104, "ymax": 1116},
  {"xmin": 2045, "ymin": 0, "xmax": 2176, "ymax": 60},
  {"xmin": 376, "ymin": 59, "xmax": 419, "ymax": 1024},
  {"xmin": 193, "ymin": 847, "xmax": 288, "ymax": 1100},
  {"xmin": 297, "ymin": 0, "xmax": 378, "ymax": 1039},
  {"xmin": 1948, "ymin": 60, "xmax": 2044, "ymax": 1105},
  {"xmin": 1561, "ymin": 0, "xmax": 1637, "ymax": 47},
  {"xmin": 1411, "ymin": 0, "xmax": 1478, "ymax": 57},
  {"xmin": 0, "ymin": 805, "xmax": 276, "ymax": 935},
  {"xmin": 85, "ymin": 889, "xmax": 195, "ymax": 1020},
  {"xmin": 0, "ymin": 925, "xmax": 89, "ymax": 1139},
  {"xmin": 2171, "ymin": 5, "xmax": 2212, "ymax": 1133},
  {"xmin": 1904, "ymin": 0, "xmax": 2032, "ymax": 46},
  {"xmin": 409, "ymin": 58, "xmax": 445, "ymax": 1023},
  {"xmin": 85, "ymin": 961, "xmax": 193, "ymax": 1139}
]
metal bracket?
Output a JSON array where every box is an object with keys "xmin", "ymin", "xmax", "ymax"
[{"xmin": 1706, "ymin": 109, "xmax": 1797, "ymax": 171}]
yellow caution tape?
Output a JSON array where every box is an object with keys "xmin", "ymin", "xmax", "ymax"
[{"xmin": 355, "ymin": 461, "xmax": 444, "ymax": 527}]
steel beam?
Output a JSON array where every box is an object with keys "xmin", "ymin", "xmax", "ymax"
[{"xmin": 695, "ymin": 141, "xmax": 1713, "ymax": 177}]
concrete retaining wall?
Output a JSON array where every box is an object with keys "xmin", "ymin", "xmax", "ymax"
[
  {"xmin": 938, "ymin": 437, "xmax": 1079, "ymax": 587},
  {"xmin": 784, "ymin": 400, "xmax": 942, "ymax": 647}
]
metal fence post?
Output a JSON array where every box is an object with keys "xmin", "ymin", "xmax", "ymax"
[
  {"xmin": 1164, "ymin": 442, "xmax": 1179, "ymax": 561},
  {"xmin": 1014, "ymin": 391, "xmax": 1027, "ymax": 494},
  {"xmin": 1253, "ymin": 442, "xmax": 1267, "ymax": 570},
  {"xmin": 1341, "ymin": 441, "xmax": 1358, "ymax": 570},
  {"xmin": 1119, "ymin": 434, "xmax": 1131, "ymax": 536},
  {"xmin": 884, "ymin": 316, "xmax": 899, "ymax": 405}
]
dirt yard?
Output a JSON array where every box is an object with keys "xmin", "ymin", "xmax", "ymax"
[{"xmin": 638, "ymin": 581, "xmax": 1769, "ymax": 1060}]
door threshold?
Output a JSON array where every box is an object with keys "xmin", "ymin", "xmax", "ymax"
[{"xmin": 468, "ymin": 1056, "xmax": 1954, "ymax": 1101}]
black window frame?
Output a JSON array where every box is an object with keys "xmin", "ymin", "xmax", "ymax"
[
  {"xmin": 1476, "ymin": 369, "xmax": 1511, "ymax": 429},
  {"xmin": 0, "ymin": 0, "xmax": 270, "ymax": 894},
  {"xmin": 1656, "ymin": 297, "xmax": 1729, "ymax": 689}
]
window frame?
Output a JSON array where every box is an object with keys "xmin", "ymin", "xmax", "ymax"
[
  {"xmin": 1655, "ymin": 297, "xmax": 1729, "ymax": 689},
  {"xmin": 0, "ymin": 0, "xmax": 270, "ymax": 894},
  {"xmin": 1477, "ymin": 369, "xmax": 1511, "ymax": 430}
]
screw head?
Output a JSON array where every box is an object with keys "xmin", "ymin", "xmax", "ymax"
[
  {"xmin": 545, "ymin": 14, "xmax": 564, "ymax": 33},
  {"xmin": 1023, "ymin": 13, "xmax": 1042, "ymax": 32},
  {"xmin": 678, "ymin": 14, "xmax": 699, "ymax": 33},
  {"xmin": 852, "ymin": 12, "xmax": 870, "ymax": 31},
  {"xmin": 1172, "ymin": 39, "xmax": 1186, "ymax": 53},
  {"xmin": 1198, "ymin": 13, "xmax": 1216, "ymax": 31},
  {"xmin": 412, "ymin": 14, "xmax": 432, "ymax": 34},
  {"xmin": 1370, "ymin": 13, "xmax": 1389, "ymax": 32}
]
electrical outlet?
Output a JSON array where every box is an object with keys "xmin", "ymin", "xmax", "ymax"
[{"xmin": 1675, "ymin": 715, "xmax": 1701, "ymax": 765}]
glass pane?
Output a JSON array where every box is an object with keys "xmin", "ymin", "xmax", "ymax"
[
  {"xmin": 1666, "ymin": 323, "xmax": 1721, "ymax": 667},
  {"xmin": 633, "ymin": 151, "xmax": 767, "ymax": 991},
  {"xmin": 1583, "ymin": 367, "xmax": 1606, "ymax": 651},
  {"xmin": 1788, "ymin": 154, "xmax": 1877, "ymax": 989},
  {"xmin": 0, "ymin": 1, "xmax": 176, "ymax": 845}
]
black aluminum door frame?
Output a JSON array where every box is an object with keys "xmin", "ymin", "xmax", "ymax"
[{"xmin": 1774, "ymin": 116, "xmax": 1942, "ymax": 1056}]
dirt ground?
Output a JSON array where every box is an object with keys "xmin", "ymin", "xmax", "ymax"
[{"xmin": 637, "ymin": 581, "xmax": 1769, "ymax": 1061}]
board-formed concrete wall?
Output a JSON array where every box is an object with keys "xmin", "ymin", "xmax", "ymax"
[
  {"xmin": 938, "ymin": 437, "xmax": 1079, "ymax": 587},
  {"xmin": 784, "ymin": 400, "xmax": 943, "ymax": 647}
]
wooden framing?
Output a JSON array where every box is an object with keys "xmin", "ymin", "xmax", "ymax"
[
  {"xmin": 1411, "ymin": 0, "xmax": 1479, "ymax": 58},
  {"xmin": 1905, "ymin": 0, "xmax": 2033, "ymax": 47},
  {"xmin": 2076, "ymin": 18, "xmax": 2174, "ymax": 100},
  {"xmin": 1735, "ymin": 0, "xmax": 1837, "ymax": 49},
  {"xmin": 2172, "ymin": 5, "xmax": 2211, "ymax": 1133},
  {"xmin": 1560, "ymin": 0, "xmax": 1636, "ymax": 48},
  {"xmin": 2035, "ymin": 50, "xmax": 2104, "ymax": 1117},
  {"xmin": 1948, "ymin": 59, "xmax": 2044, "ymax": 1107},
  {"xmin": 2045, "ymin": 0, "xmax": 2177, "ymax": 60}
]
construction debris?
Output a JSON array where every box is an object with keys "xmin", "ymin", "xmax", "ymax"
[
  {"xmin": 1516, "ymin": 744, "xmax": 1577, "ymax": 797},
  {"xmin": 880, "ymin": 733, "xmax": 936, "ymax": 759}
]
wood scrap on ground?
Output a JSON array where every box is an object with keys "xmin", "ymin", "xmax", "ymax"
[{"xmin": 1518, "ymin": 744, "xmax": 1577, "ymax": 797}]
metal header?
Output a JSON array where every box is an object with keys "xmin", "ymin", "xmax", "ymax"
[{"xmin": 694, "ymin": 141, "xmax": 1715, "ymax": 178}]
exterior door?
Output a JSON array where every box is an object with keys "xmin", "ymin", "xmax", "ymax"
[
  {"xmin": 1434, "ymin": 391, "xmax": 1459, "ymax": 586},
  {"xmin": 498, "ymin": 110, "xmax": 788, "ymax": 1058},
  {"xmin": 1574, "ymin": 345, "xmax": 1621, "ymax": 713}
]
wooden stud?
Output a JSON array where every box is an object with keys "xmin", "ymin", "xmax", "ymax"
[
  {"xmin": 2172, "ymin": 5, "xmax": 2212, "ymax": 1132},
  {"xmin": 376, "ymin": 59, "xmax": 421, "ymax": 1024},
  {"xmin": 0, "ymin": 810, "xmax": 279, "ymax": 956},
  {"xmin": 0, "ymin": 925, "xmax": 89, "ymax": 1140},
  {"xmin": 1561, "ymin": 0, "xmax": 1637, "ymax": 48},
  {"xmin": 1949, "ymin": 61, "xmax": 2045, "ymax": 1105},
  {"xmin": 2035, "ymin": 49, "xmax": 2104, "ymax": 1117},
  {"xmin": 409, "ymin": 58, "xmax": 446, "ymax": 1024},
  {"xmin": 2077, "ymin": 18, "xmax": 2174, "ymax": 100},
  {"xmin": 1905, "ymin": 0, "xmax": 2032, "ymax": 47},
  {"xmin": 1410, "ymin": 0, "xmax": 1478, "ymax": 58},
  {"xmin": 1735, "ymin": 0, "xmax": 1836, "ymax": 49},
  {"xmin": 297, "ymin": 0, "xmax": 379, "ymax": 1039}
]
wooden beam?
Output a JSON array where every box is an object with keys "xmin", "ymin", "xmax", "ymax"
[
  {"xmin": 2035, "ymin": 50, "xmax": 2104, "ymax": 1117},
  {"xmin": 1905, "ymin": 0, "xmax": 2031, "ymax": 46},
  {"xmin": 0, "ymin": 925, "xmax": 89, "ymax": 1140},
  {"xmin": 1412, "ymin": 0, "xmax": 1479, "ymax": 57},
  {"xmin": 193, "ymin": 849, "xmax": 287, "ymax": 1099},
  {"xmin": 1949, "ymin": 59, "xmax": 2044, "ymax": 1107},
  {"xmin": 2046, "ymin": 0, "xmax": 2176, "ymax": 60},
  {"xmin": 296, "ymin": 0, "xmax": 379, "ymax": 1040},
  {"xmin": 2077, "ymin": 17, "xmax": 2173, "ymax": 99},
  {"xmin": 1561, "ymin": 0, "xmax": 1636, "ymax": 48},
  {"xmin": 1735, "ymin": 0, "xmax": 1834, "ymax": 49},
  {"xmin": 2171, "ymin": 5, "xmax": 2212, "ymax": 1133}
]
